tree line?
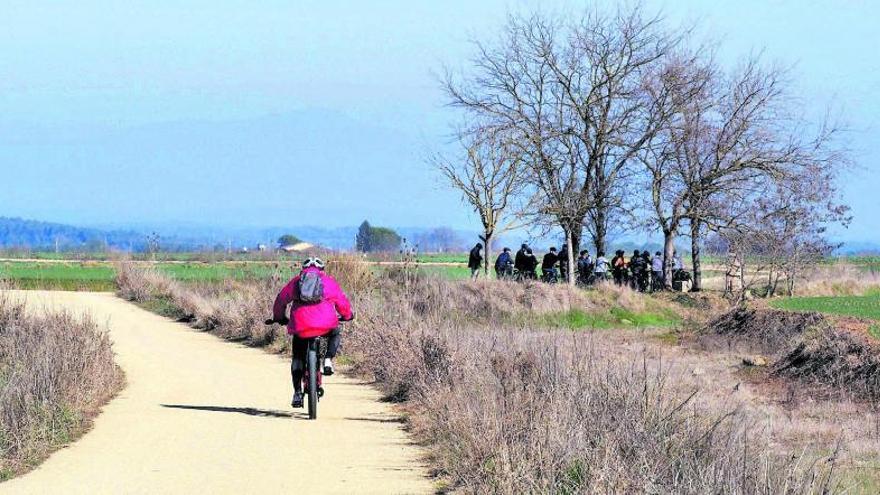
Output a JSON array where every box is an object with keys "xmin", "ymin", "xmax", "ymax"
[
  {"xmin": 433, "ymin": 4, "xmax": 849, "ymax": 291},
  {"xmin": 355, "ymin": 221, "xmax": 402, "ymax": 253}
]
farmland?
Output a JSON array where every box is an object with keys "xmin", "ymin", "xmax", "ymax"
[
  {"xmin": 770, "ymin": 290, "xmax": 880, "ymax": 321},
  {"xmin": 0, "ymin": 256, "xmax": 470, "ymax": 290},
  {"xmin": 0, "ymin": 260, "xmax": 291, "ymax": 291}
]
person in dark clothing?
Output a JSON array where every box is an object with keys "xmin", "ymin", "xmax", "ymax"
[
  {"xmin": 611, "ymin": 250, "xmax": 626, "ymax": 286},
  {"xmin": 577, "ymin": 250, "xmax": 593, "ymax": 285},
  {"xmin": 541, "ymin": 247, "xmax": 559, "ymax": 283},
  {"xmin": 629, "ymin": 250, "xmax": 647, "ymax": 292},
  {"xmin": 494, "ymin": 247, "xmax": 514, "ymax": 279},
  {"xmin": 468, "ymin": 243, "xmax": 483, "ymax": 280},
  {"xmin": 514, "ymin": 243, "xmax": 529, "ymax": 274},
  {"xmin": 558, "ymin": 247, "xmax": 569, "ymax": 283},
  {"xmin": 639, "ymin": 251, "xmax": 652, "ymax": 292},
  {"xmin": 523, "ymin": 248, "xmax": 538, "ymax": 279}
]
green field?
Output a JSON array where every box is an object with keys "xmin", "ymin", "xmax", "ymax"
[
  {"xmin": 414, "ymin": 253, "xmax": 468, "ymax": 263},
  {"xmin": 155, "ymin": 263, "xmax": 289, "ymax": 281},
  {"xmin": 415, "ymin": 264, "xmax": 471, "ymax": 279},
  {"xmin": 0, "ymin": 262, "xmax": 118, "ymax": 291},
  {"xmin": 541, "ymin": 307, "xmax": 681, "ymax": 330},
  {"xmin": 0, "ymin": 250, "xmax": 304, "ymax": 263},
  {"xmin": 0, "ymin": 259, "xmax": 471, "ymax": 290},
  {"xmin": 770, "ymin": 291, "xmax": 880, "ymax": 321},
  {"xmin": 0, "ymin": 261, "xmax": 297, "ymax": 291}
]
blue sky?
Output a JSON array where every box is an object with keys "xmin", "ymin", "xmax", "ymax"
[{"xmin": 1, "ymin": 1, "xmax": 878, "ymax": 241}]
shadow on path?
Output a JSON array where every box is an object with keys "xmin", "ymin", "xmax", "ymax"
[
  {"xmin": 161, "ymin": 404, "xmax": 293, "ymax": 418},
  {"xmin": 345, "ymin": 416, "xmax": 404, "ymax": 424}
]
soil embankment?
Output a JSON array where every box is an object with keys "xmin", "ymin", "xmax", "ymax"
[{"xmin": 701, "ymin": 304, "xmax": 880, "ymax": 401}]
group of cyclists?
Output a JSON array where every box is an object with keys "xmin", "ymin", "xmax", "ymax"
[{"xmin": 470, "ymin": 242, "xmax": 688, "ymax": 292}]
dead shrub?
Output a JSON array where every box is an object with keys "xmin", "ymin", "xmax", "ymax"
[
  {"xmin": 325, "ymin": 255, "xmax": 376, "ymax": 296},
  {"xmin": 114, "ymin": 261, "xmax": 176, "ymax": 302},
  {"xmin": 701, "ymin": 304, "xmax": 880, "ymax": 402},
  {"xmin": 115, "ymin": 261, "xmax": 286, "ymax": 349},
  {"xmin": 0, "ymin": 293, "xmax": 124, "ymax": 477},
  {"xmin": 344, "ymin": 279, "xmax": 838, "ymax": 493}
]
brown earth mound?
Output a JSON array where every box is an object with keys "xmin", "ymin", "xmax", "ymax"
[
  {"xmin": 701, "ymin": 305, "xmax": 880, "ymax": 401},
  {"xmin": 773, "ymin": 325, "xmax": 880, "ymax": 402},
  {"xmin": 700, "ymin": 305, "xmax": 827, "ymax": 353}
]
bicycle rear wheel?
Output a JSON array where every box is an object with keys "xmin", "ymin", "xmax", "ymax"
[{"xmin": 307, "ymin": 341, "xmax": 318, "ymax": 420}]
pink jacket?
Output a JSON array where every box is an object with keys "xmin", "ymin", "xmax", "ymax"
[{"xmin": 272, "ymin": 267, "xmax": 353, "ymax": 338}]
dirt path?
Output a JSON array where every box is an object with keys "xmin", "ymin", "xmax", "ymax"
[{"xmin": 2, "ymin": 291, "xmax": 431, "ymax": 494}]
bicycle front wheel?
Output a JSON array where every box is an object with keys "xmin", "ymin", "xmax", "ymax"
[{"xmin": 307, "ymin": 341, "xmax": 318, "ymax": 420}]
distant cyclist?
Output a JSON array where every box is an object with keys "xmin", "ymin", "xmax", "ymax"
[
  {"xmin": 541, "ymin": 247, "xmax": 560, "ymax": 282},
  {"xmin": 494, "ymin": 247, "xmax": 514, "ymax": 279},
  {"xmin": 270, "ymin": 257, "xmax": 353, "ymax": 408}
]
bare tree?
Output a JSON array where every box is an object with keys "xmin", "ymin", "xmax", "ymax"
[
  {"xmin": 636, "ymin": 48, "xmax": 715, "ymax": 288},
  {"xmin": 640, "ymin": 50, "xmax": 849, "ymax": 291},
  {"xmin": 557, "ymin": 5, "xmax": 684, "ymax": 254},
  {"xmin": 717, "ymin": 160, "xmax": 849, "ymax": 298},
  {"xmin": 442, "ymin": 13, "xmax": 588, "ymax": 284},
  {"xmin": 443, "ymin": 5, "xmax": 682, "ymax": 283},
  {"xmin": 686, "ymin": 58, "xmax": 849, "ymax": 291},
  {"xmin": 431, "ymin": 131, "xmax": 522, "ymax": 276}
]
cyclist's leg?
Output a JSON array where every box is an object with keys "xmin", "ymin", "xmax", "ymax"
[
  {"xmin": 323, "ymin": 327, "xmax": 341, "ymax": 376},
  {"xmin": 290, "ymin": 336, "xmax": 307, "ymax": 393},
  {"xmin": 326, "ymin": 327, "xmax": 341, "ymax": 358}
]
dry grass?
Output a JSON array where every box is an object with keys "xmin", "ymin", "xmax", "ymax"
[
  {"xmin": 0, "ymin": 292, "xmax": 124, "ymax": 479},
  {"xmin": 797, "ymin": 264, "xmax": 880, "ymax": 297},
  {"xmin": 116, "ymin": 261, "xmax": 841, "ymax": 493},
  {"xmin": 345, "ymin": 280, "xmax": 838, "ymax": 493}
]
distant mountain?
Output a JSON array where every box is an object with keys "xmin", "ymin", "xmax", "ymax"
[
  {"xmin": 0, "ymin": 217, "xmax": 147, "ymax": 251},
  {"xmin": 0, "ymin": 217, "xmax": 477, "ymax": 252},
  {"xmin": 835, "ymin": 241, "xmax": 880, "ymax": 255}
]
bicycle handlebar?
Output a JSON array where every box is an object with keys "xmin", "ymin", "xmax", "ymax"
[{"xmin": 265, "ymin": 315, "xmax": 354, "ymax": 326}]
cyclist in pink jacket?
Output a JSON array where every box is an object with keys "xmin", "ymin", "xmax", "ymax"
[{"xmin": 271, "ymin": 257, "xmax": 353, "ymax": 408}]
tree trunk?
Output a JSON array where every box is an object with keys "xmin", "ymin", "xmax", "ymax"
[
  {"xmin": 482, "ymin": 231, "xmax": 492, "ymax": 277},
  {"xmin": 663, "ymin": 230, "xmax": 675, "ymax": 290},
  {"xmin": 570, "ymin": 228, "xmax": 582, "ymax": 261},
  {"xmin": 565, "ymin": 229, "xmax": 576, "ymax": 286},
  {"xmin": 593, "ymin": 208, "xmax": 607, "ymax": 255},
  {"xmin": 689, "ymin": 221, "xmax": 702, "ymax": 292}
]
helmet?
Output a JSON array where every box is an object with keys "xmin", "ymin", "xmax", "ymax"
[{"xmin": 302, "ymin": 257, "xmax": 325, "ymax": 270}]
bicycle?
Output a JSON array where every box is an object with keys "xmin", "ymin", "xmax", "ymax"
[
  {"xmin": 264, "ymin": 318, "xmax": 342, "ymax": 420},
  {"xmin": 541, "ymin": 267, "xmax": 559, "ymax": 284}
]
